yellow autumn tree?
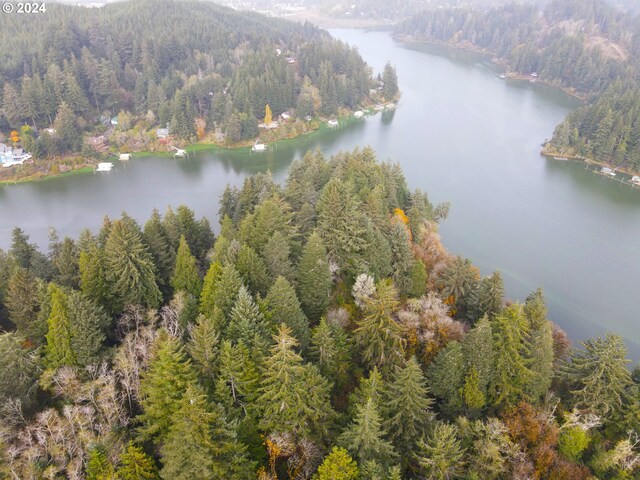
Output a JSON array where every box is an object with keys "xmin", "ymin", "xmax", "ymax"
[{"xmin": 264, "ymin": 104, "xmax": 272, "ymax": 126}]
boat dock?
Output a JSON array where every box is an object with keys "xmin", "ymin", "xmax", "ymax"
[{"xmin": 584, "ymin": 162, "xmax": 640, "ymax": 189}]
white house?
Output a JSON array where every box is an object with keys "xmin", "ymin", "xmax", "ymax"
[{"xmin": 156, "ymin": 128, "xmax": 169, "ymax": 139}]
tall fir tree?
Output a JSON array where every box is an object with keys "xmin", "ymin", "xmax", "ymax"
[
  {"xmin": 199, "ymin": 261, "xmax": 223, "ymax": 318},
  {"xmin": 68, "ymin": 291, "xmax": 109, "ymax": 367},
  {"xmin": 187, "ymin": 314, "xmax": 220, "ymax": 385},
  {"xmin": 383, "ymin": 356, "xmax": 434, "ymax": 455},
  {"xmin": 143, "ymin": 210, "xmax": 176, "ymax": 297},
  {"xmin": 138, "ymin": 330, "xmax": 197, "ymax": 444},
  {"xmin": 44, "ymin": 284, "xmax": 76, "ymax": 369},
  {"xmin": 297, "ymin": 232, "xmax": 332, "ymax": 320},
  {"xmin": 226, "ymin": 286, "xmax": 270, "ymax": 355},
  {"xmin": 171, "ymin": 235, "xmax": 202, "ymax": 297},
  {"xmin": 117, "ymin": 443, "xmax": 159, "ymax": 480},
  {"xmin": 489, "ymin": 305, "xmax": 533, "ymax": 408},
  {"xmin": 104, "ymin": 217, "xmax": 161, "ymax": 312},
  {"xmin": 354, "ymin": 279, "xmax": 405, "ymax": 372},
  {"xmin": 79, "ymin": 243, "xmax": 110, "ymax": 310},
  {"xmin": 160, "ymin": 384, "xmax": 254, "ymax": 480},
  {"xmin": 265, "ymin": 276, "xmax": 310, "ymax": 350},
  {"xmin": 310, "ymin": 318, "xmax": 352, "ymax": 389},
  {"xmin": 234, "ymin": 244, "xmax": 270, "ymax": 296},
  {"xmin": 315, "ymin": 447, "xmax": 359, "ymax": 480},
  {"xmin": 338, "ymin": 398, "xmax": 397, "ymax": 468},
  {"xmin": 263, "ymin": 231, "xmax": 296, "ymax": 284},
  {"xmin": 415, "ymin": 422, "xmax": 466, "ymax": 480},
  {"xmin": 257, "ymin": 325, "xmax": 334, "ymax": 438},
  {"xmin": 6, "ymin": 267, "xmax": 43, "ymax": 344}
]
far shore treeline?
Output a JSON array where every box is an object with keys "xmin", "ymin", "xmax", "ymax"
[
  {"xmin": 395, "ymin": 0, "xmax": 640, "ymax": 173},
  {"xmin": 1, "ymin": 147, "xmax": 639, "ymax": 479}
]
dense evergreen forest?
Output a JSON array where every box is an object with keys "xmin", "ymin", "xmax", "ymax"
[
  {"xmin": 395, "ymin": 0, "xmax": 640, "ymax": 171},
  {"xmin": 1, "ymin": 147, "xmax": 639, "ymax": 479},
  {"xmin": 0, "ymin": 0, "xmax": 380, "ymax": 156}
]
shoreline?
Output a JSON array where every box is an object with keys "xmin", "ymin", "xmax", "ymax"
[
  {"xmin": 0, "ymin": 110, "xmax": 390, "ymax": 186},
  {"xmin": 394, "ymin": 34, "xmax": 588, "ymax": 102},
  {"xmin": 541, "ymin": 146, "xmax": 640, "ymax": 179}
]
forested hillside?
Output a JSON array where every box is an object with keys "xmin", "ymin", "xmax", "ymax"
[
  {"xmin": 0, "ymin": 0, "xmax": 378, "ymax": 155},
  {"xmin": 1, "ymin": 147, "xmax": 639, "ymax": 479},
  {"xmin": 395, "ymin": 0, "xmax": 640, "ymax": 171}
]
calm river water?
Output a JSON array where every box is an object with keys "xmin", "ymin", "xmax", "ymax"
[{"xmin": 1, "ymin": 30, "xmax": 639, "ymax": 358}]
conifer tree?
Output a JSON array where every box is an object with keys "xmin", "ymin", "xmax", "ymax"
[
  {"xmin": 258, "ymin": 325, "xmax": 334, "ymax": 438},
  {"xmin": 471, "ymin": 271, "xmax": 504, "ymax": 322},
  {"xmin": 68, "ymin": 291, "xmax": 109, "ymax": 367},
  {"xmin": 562, "ymin": 335, "xmax": 632, "ymax": 418},
  {"xmin": 10, "ymin": 227, "xmax": 35, "ymax": 270},
  {"xmin": 160, "ymin": 384, "xmax": 254, "ymax": 480},
  {"xmin": 297, "ymin": 232, "xmax": 332, "ymax": 320},
  {"xmin": 263, "ymin": 231, "xmax": 296, "ymax": 284},
  {"xmin": 315, "ymin": 447, "xmax": 359, "ymax": 480},
  {"xmin": 310, "ymin": 318, "xmax": 352, "ymax": 388},
  {"xmin": 338, "ymin": 398, "xmax": 397, "ymax": 468},
  {"xmin": 117, "ymin": 443, "xmax": 159, "ymax": 480},
  {"xmin": 427, "ymin": 341, "xmax": 465, "ymax": 415},
  {"xmin": 44, "ymin": 284, "xmax": 76, "ymax": 369},
  {"xmin": 171, "ymin": 235, "xmax": 202, "ymax": 297},
  {"xmin": 388, "ymin": 222, "xmax": 414, "ymax": 295},
  {"xmin": 214, "ymin": 340, "xmax": 261, "ymax": 419},
  {"xmin": 316, "ymin": 178, "xmax": 368, "ymax": 273},
  {"xmin": 415, "ymin": 422, "xmax": 465, "ymax": 480},
  {"xmin": 86, "ymin": 447, "xmax": 115, "ymax": 480},
  {"xmin": 51, "ymin": 237, "xmax": 80, "ymax": 289},
  {"xmin": 199, "ymin": 261, "xmax": 223, "ymax": 318},
  {"xmin": 460, "ymin": 366, "xmax": 486, "ymax": 412},
  {"xmin": 143, "ymin": 210, "xmax": 176, "ymax": 296},
  {"xmin": 205, "ymin": 263, "xmax": 243, "ymax": 317},
  {"xmin": 187, "ymin": 314, "xmax": 220, "ymax": 384},
  {"xmin": 490, "ymin": 305, "xmax": 533, "ymax": 408},
  {"xmin": 354, "ymin": 279, "xmax": 405, "ymax": 371},
  {"xmin": 461, "ymin": 315, "xmax": 495, "ymax": 398},
  {"xmin": 104, "ymin": 217, "xmax": 161, "ymax": 311},
  {"xmin": 0, "ymin": 332, "xmax": 40, "ymax": 409},
  {"xmin": 382, "ymin": 62, "xmax": 399, "ymax": 100},
  {"xmin": 265, "ymin": 276, "xmax": 310, "ymax": 350},
  {"xmin": 347, "ymin": 367, "xmax": 385, "ymax": 419},
  {"xmin": 383, "ymin": 356, "xmax": 434, "ymax": 454},
  {"xmin": 234, "ymin": 244, "xmax": 270, "ymax": 295},
  {"xmin": 6, "ymin": 267, "xmax": 42, "ymax": 343},
  {"xmin": 226, "ymin": 286, "xmax": 270, "ymax": 354},
  {"xmin": 79, "ymin": 243, "xmax": 109, "ymax": 310},
  {"xmin": 526, "ymin": 319, "xmax": 554, "ymax": 403},
  {"xmin": 138, "ymin": 330, "xmax": 197, "ymax": 444}
]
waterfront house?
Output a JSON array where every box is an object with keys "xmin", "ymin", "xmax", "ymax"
[{"xmin": 156, "ymin": 128, "xmax": 169, "ymax": 139}]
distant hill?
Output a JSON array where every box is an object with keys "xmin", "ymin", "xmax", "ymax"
[{"xmin": 0, "ymin": 0, "xmax": 378, "ymax": 153}]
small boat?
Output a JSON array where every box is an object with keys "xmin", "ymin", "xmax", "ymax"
[
  {"xmin": 385, "ymin": 103, "xmax": 396, "ymax": 110},
  {"xmin": 119, "ymin": 153, "xmax": 131, "ymax": 161},
  {"xmin": 600, "ymin": 167, "xmax": 616, "ymax": 177},
  {"xmin": 499, "ymin": 74, "xmax": 507, "ymax": 79},
  {"xmin": 252, "ymin": 142, "xmax": 266, "ymax": 152},
  {"xmin": 96, "ymin": 162, "xmax": 114, "ymax": 172},
  {"xmin": 553, "ymin": 156, "xmax": 569, "ymax": 161},
  {"xmin": 353, "ymin": 111, "xmax": 364, "ymax": 119},
  {"xmin": 172, "ymin": 146, "xmax": 187, "ymax": 158},
  {"xmin": 631, "ymin": 176, "xmax": 640, "ymax": 186},
  {"xmin": 327, "ymin": 119, "xmax": 339, "ymax": 128}
]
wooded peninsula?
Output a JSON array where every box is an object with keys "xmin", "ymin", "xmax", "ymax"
[{"xmin": 1, "ymin": 147, "xmax": 639, "ymax": 479}]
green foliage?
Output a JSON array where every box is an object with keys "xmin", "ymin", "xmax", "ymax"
[
  {"xmin": 143, "ymin": 210, "xmax": 176, "ymax": 297},
  {"xmin": 558, "ymin": 426, "xmax": 591, "ymax": 462},
  {"xmin": 104, "ymin": 216, "xmax": 161, "ymax": 312},
  {"xmin": 257, "ymin": 325, "xmax": 334, "ymax": 438},
  {"xmin": 354, "ymin": 279, "xmax": 405, "ymax": 372},
  {"xmin": 79, "ymin": 243, "xmax": 109, "ymax": 310},
  {"xmin": 338, "ymin": 398, "xmax": 397, "ymax": 468},
  {"xmin": 383, "ymin": 356, "xmax": 433, "ymax": 455},
  {"xmin": 203, "ymin": 263, "xmax": 242, "ymax": 318},
  {"xmin": 160, "ymin": 384, "xmax": 254, "ymax": 480},
  {"xmin": 490, "ymin": 304, "xmax": 533, "ymax": 407},
  {"xmin": 67, "ymin": 291, "xmax": 109, "ymax": 367},
  {"xmin": 382, "ymin": 62, "xmax": 399, "ymax": 100},
  {"xmin": 86, "ymin": 447, "xmax": 115, "ymax": 480},
  {"xmin": 6, "ymin": 267, "xmax": 43, "ymax": 343},
  {"xmin": 226, "ymin": 286, "xmax": 270, "ymax": 355},
  {"xmin": 314, "ymin": 447, "xmax": 359, "ymax": 480},
  {"xmin": 187, "ymin": 314, "xmax": 220, "ymax": 384},
  {"xmin": 171, "ymin": 236, "xmax": 202, "ymax": 297},
  {"xmin": 428, "ymin": 341, "xmax": 465, "ymax": 415},
  {"xmin": 310, "ymin": 318, "xmax": 352, "ymax": 389},
  {"xmin": 234, "ymin": 244, "xmax": 270, "ymax": 296},
  {"xmin": 415, "ymin": 422, "xmax": 466, "ymax": 480},
  {"xmin": 265, "ymin": 276, "xmax": 310, "ymax": 350},
  {"xmin": 117, "ymin": 443, "xmax": 159, "ymax": 480},
  {"xmin": 562, "ymin": 334, "xmax": 632, "ymax": 418},
  {"xmin": 262, "ymin": 231, "xmax": 296, "ymax": 284},
  {"xmin": 44, "ymin": 284, "xmax": 76, "ymax": 369},
  {"xmin": 214, "ymin": 340, "xmax": 260, "ymax": 422},
  {"xmin": 0, "ymin": 332, "xmax": 40, "ymax": 409},
  {"xmin": 297, "ymin": 232, "xmax": 332, "ymax": 320},
  {"xmin": 138, "ymin": 330, "xmax": 197, "ymax": 444},
  {"xmin": 199, "ymin": 261, "xmax": 223, "ymax": 318}
]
